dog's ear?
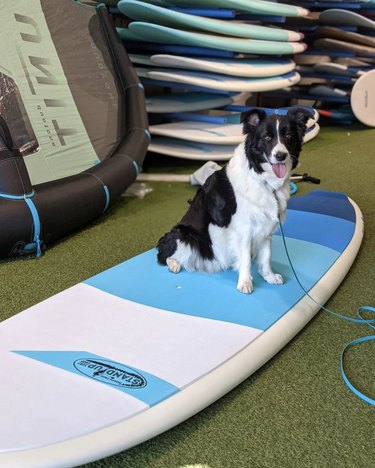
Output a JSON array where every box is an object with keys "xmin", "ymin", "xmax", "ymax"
[
  {"xmin": 287, "ymin": 107, "xmax": 311, "ymax": 141},
  {"xmin": 240, "ymin": 109, "xmax": 267, "ymax": 135}
]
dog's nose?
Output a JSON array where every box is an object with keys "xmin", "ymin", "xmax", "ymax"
[{"xmin": 275, "ymin": 151, "xmax": 287, "ymax": 162}]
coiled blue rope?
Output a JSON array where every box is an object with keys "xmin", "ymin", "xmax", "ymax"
[{"xmin": 278, "ymin": 220, "xmax": 375, "ymax": 406}]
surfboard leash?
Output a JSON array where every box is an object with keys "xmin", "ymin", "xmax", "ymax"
[{"xmin": 278, "ymin": 219, "xmax": 375, "ymax": 407}]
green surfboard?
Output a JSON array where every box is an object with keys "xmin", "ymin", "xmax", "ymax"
[
  {"xmin": 118, "ymin": 23, "xmax": 307, "ymax": 55},
  {"xmin": 136, "ymin": 0, "xmax": 309, "ymax": 17},
  {"xmin": 118, "ymin": 1, "xmax": 303, "ymax": 42}
]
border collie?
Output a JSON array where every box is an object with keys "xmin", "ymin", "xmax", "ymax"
[{"xmin": 157, "ymin": 108, "xmax": 310, "ymax": 294}]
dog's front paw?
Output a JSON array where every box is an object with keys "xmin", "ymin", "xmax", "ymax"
[
  {"xmin": 166, "ymin": 258, "xmax": 181, "ymax": 274},
  {"xmin": 237, "ymin": 279, "xmax": 253, "ymax": 294},
  {"xmin": 264, "ymin": 273, "xmax": 284, "ymax": 285}
]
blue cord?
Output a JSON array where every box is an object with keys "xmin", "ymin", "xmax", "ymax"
[
  {"xmin": 289, "ymin": 182, "xmax": 297, "ymax": 196},
  {"xmin": 278, "ymin": 219, "xmax": 375, "ymax": 406}
]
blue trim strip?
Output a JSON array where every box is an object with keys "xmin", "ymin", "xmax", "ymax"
[
  {"xmin": 24, "ymin": 198, "xmax": 42, "ymax": 257},
  {"xmin": 132, "ymin": 160, "xmax": 139, "ymax": 175},
  {"xmin": 103, "ymin": 185, "xmax": 110, "ymax": 212},
  {"xmin": 0, "ymin": 190, "xmax": 35, "ymax": 200},
  {"xmin": 13, "ymin": 351, "xmax": 179, "ymax": 406}
]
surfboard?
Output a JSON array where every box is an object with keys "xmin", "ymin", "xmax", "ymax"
[
  {"xmin": 146, "ymin": 91, "xmax": 236, "ymax": 113},
  {"xmin": 138, "ymin": 68, "xmax": 301, "ymax": 92},
  {"xmin": 313, "ymin": 38, "xmax": 375, "ymax": 58},
  {"xmin": 149, "ymin": 122, "xmax": 320, "ymax": 146},
  {"xmin": 149, "ymin": 111, "xmax": 319, "ymax": 146},
  {"xmin": 312, "ymin": 26, "xmax": 375, "ymax": 48},
  {"xmin": 350, "ymin": 69, "xmax": 375, "ymax": 126},
  {"xmin": 0, "ymin": 190, "xmax": 362, "ymax": 467},
  {"xmin": 319, "ymin": 9, "xmax": 375, "ymax": 30},
  {"xmin": 139, "ymin": 0, "xmax": 310, "ymax": 17},
  {"xmin": 131, "ymin": 54, "xmax": 297, "ymax": 78},
  {"xmin": 148, "ymin": 138, "xmax": 235, "ymax": 160},
  {"xmin": 117, "ymin": 23, "xmax": 307, "ymax": 55},
  {"xmin": 313, "ymin": 62, "xmax": 370, "ymax": 78},
  {"xmin": 147, "ymin": 123, "xmax": 320, "ymax": 160},
  {"xmin": 118, "ymin": 0, "xmax": 304, "ymax": 41}
]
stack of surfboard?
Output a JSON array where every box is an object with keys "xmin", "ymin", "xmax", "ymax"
[
  {"xmin": 259, "ymin": 1, "xmax": 375, "ymax": 126},
  {"xmin": 109, "ymin": 0, "xmax": 321, "ymax": 160}
]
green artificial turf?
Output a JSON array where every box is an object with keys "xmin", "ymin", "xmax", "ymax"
[{"xmin": 0, "ymin": 125, "xmax": 374, "ymax": 468}]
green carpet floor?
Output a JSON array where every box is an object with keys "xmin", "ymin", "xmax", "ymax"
[{"xmin": 1, "ymin": 125, "xmax": 374, "ymax": 468}]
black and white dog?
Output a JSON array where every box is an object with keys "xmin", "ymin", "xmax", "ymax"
[{"xmin": 157, "ymin": 108, "xmax": 310, "ymax": 294}]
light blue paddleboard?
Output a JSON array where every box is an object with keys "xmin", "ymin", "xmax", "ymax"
[
  {"xmin": 118, "ymin": 0, "xmax": 303, "ymax": 41},
  {"xmin": 148, "ymin": 122, "xmax": 319, "ymax": 159},
  {"xmin": 148, "ymin": 137, "xmax": 236, "ymax": 160},
  {"xmin": 149, "ymin": 115, "xmax": 319, "ymax": 146},
  {"xmin": 140, "ymin": 0, "xmax": 309, "ymax": 17},
  {"xmin": 138, "ymin": 67, "xmax": 301, "ymax": 92},
  {"xmin": 0, "ymin": 191, "xmax": 363, "ymax": 467},
  {"xmin": 118, "ymin": 22, "xmax": 307, "ymax": 55},
  {"xmin": 149, "ymin": 106, "xmax": 319, "ymax": 145},
  {"xmin": 145, "ymin": 91, "xmax": 236, "ymax": 113},
  {"xmin": 147, "ymin": 54, "xmax": 296, "ymax": 78}
]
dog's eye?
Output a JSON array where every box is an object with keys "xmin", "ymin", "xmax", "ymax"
[
  {"xmin": 264, "ymin": 135, "xmax": 272, "ymax": 141},
  {"xmin": 285, "ymin": 133, "xmax": 293, "ymax": 140}
]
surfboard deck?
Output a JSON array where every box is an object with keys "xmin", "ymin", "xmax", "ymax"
[
  {"xmin": 118, "ymin": 23, "xmax": 307, "ymax": 55},
  {"xmin": 131, "ymin": 54, "xmax": 297, "ymax": 78},
  {"xmin": 313, "ymin": 38, "xmax": 375, "ymax": 58},
  {"xmin": 149, "ymin": 114, "xmax": 319, "ymax": 146},
  {"xmin": 139, "ymin": 0, "xmax": 310, "ymax": 17},
  {"xmin": 319, "ymin": 9, "xmax": 375, "ymax": 30},
  {"xmin": 145, "ymin": 91, "xmax": 236, "ymax": 113},
  {"xmin": 0, "ymin": 190, "xmax": 362, "ymax": 467},
  {"xmin": 140, "ymin": 68, "xmax": 301, "ymax": 92},
  {"xmin": 148, "ymin": 137, "xmax": 236, "ymax": 160},
  {"xmin": 351, "ymin": 69, "xmax": 375, "ymax": 126},
  {"xmin": 118, "ymin": 0, "xmax": 303, "ymax": 41}
]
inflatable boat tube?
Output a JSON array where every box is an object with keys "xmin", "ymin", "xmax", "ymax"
[{"xmin": 0, "ymin": 1, "xmax": 149, "ymax": 259}]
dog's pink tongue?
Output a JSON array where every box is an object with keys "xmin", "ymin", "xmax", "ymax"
[{"xmin": 272, "ymin": 163, "xmax": 287, "ymax": 179}]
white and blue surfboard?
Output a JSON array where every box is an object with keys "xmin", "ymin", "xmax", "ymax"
[{"xmin": 0, "ymin": 190, "xmax": 363, "ymax": 467}]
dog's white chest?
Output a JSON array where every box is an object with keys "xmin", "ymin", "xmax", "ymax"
[{"xmin": 233, "ymin": 189, "xmax": 279, "ymax": 240}]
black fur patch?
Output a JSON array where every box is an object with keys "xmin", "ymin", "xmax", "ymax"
[{"xmin": 157, "ymin": 166, "xmax": 236, "ymax": 263}]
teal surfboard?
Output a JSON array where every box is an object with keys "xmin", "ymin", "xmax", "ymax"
[
  {"xmin": 118, "ymin": 23, "xmax": 307, "ymax": 55},
  {"xmin": 118, "ymin": 0, "xmax": 303, "ymax": 42},
  {"xmin": 0, "ymin": 190, "xmax": 362, "ymax": 466},
  {"xmin": 143, "ymin": 54, "xmax": 296, "ymax": 78},
  {"xmin": 139, "ymin": 0, "xmax": 309, "ymax": 17}
]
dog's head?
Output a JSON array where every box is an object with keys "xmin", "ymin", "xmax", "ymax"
[{"xmin": 240, "ymin": 107, "xmax": 311, "ymax": 180}]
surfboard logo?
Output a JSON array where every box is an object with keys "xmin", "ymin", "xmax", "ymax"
[{"xmin": 74, "ymin": 358, "xmax": 147, "ymax": 389}]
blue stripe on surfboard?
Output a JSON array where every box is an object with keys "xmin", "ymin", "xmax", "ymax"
[
  {"xmin": 276, "ymin": 211, "xmax": 355, "ymax": 252},
  {"xmin": 84, "ymin": 238, "xmax": 340, "ymax": 331},
  {"xmin": 13, "ymin": 351, "xmax": 179, "ymax": 406},
  {"xmin": 287, "ymin": 190, "xmax": 356, "ymax": 222}
]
